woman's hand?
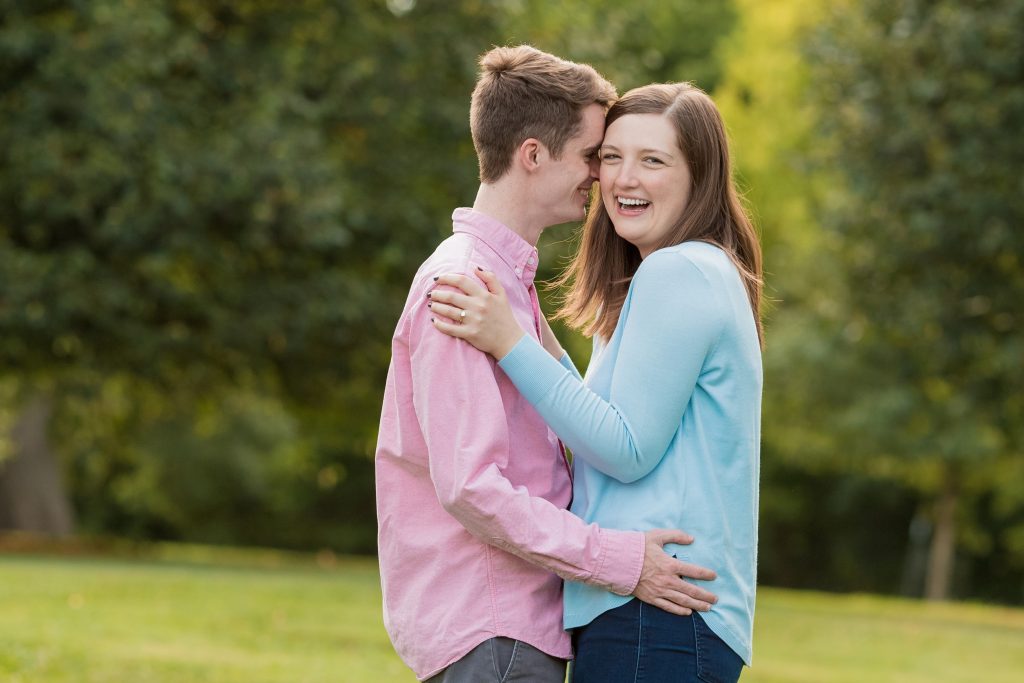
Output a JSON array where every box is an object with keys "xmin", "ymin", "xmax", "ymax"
[{"xmin": 429, "ymin": 269, "xmax": 525, "ymax": 360}]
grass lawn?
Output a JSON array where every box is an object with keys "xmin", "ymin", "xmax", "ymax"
[{"xmin": 1, "ymin": 545, "xmax": 1022, "ymax": 682}]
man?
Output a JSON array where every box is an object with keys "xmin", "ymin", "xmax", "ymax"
[{"xmin": 376, "ymin": 45, "xmax": 716, "ymax": 682}]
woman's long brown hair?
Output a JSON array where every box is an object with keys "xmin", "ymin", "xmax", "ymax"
[{"xmin": 553, "ymin": 83, "xmax": 763, "ymax": 345}]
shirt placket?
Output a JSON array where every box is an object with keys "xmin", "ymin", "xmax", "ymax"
[
  {"xmin": 525, "ymin": 275, "xmax": 573, "ymax": 488},
  {"xmin": 526, "ymin": 282, "xmax": 543, "ymax": 339}
]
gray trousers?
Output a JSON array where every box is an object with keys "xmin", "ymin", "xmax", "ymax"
[{"xmin": 426, "ymin": 637, "xmax": 567, "ymax": 683}]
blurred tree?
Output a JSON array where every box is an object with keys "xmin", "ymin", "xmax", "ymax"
[
  {"xmin": 789, "ymin": 0, "xmax": 1024, "ymax": 600},
  {"xmin": 0, "ymin": 0, "xmax": 492, "ymax": 388},
  {"xmin": 500, "ymin": 0, "xmax": 734, "ymax": 91},
  {"xmin": 0, "ymin": 0, "xmax": 496, "ymax": 537},
  {"xmin": 0, "ymin": 0, "xmax": 740, "ymax": 549},
  {"xmin": 0, "ymin": 390, "xmax": 73, "ymax": 534},
  {"xmin": 712, "ymin": 0, "xmax": 1022, "ymax": 606},
  {"xmin": 714, "ymin": 0, "xmax": 829, "ymax": 291}
]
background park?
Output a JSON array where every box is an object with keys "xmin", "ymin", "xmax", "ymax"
[{"xmin": 1, "ymin": 0, "xmax": 1022, "ymax": 681}]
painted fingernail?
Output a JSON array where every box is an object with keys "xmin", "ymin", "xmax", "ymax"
[
  {"xmin": 432, "ymin": 276, "xmax": 439, "ymax": 281},
  {"xmin": 477, "ymin": 266, "xmax": 483, "ymax": 271},
  {"xmin": 430, "ymin": 317, "xmax": 435, "ymax": 323},
  {"xmin": 427, "ymin": 302, "xmax": 432, "ymax": 308}
]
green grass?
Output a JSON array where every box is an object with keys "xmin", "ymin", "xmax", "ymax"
[
  {"xmin": 0, "ymin": 546, "xmax": 405, "ymax": 683},
  {"xmin": 1, "ymin": 545, "xmax": 1022, "ymax": 682},
  {"xmin": 747, "ymin": 589, "xmax": 1024, "ymax": 683}
]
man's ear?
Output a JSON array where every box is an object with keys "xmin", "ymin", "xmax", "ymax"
[{"xmin": 516, "ymin": 138, "xmax": 545, "ymax": 173}]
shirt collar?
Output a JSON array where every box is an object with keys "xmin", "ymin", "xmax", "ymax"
[{"xmin": 452, "ymin": 208, "xmax": 540, "ymax": 283}]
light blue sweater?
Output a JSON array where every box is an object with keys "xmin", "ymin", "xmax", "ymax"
[{"xmin": 498, "ymin": 241, "xmax": 762, "ymax": 664}]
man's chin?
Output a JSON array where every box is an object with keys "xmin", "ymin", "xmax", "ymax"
[{"xmin": 566, "ymin": 204, "xmax": 588, "ymax": 223}]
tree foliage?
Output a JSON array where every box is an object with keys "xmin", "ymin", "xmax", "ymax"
[
  {"xmin": 786, "ymin": 0, "xmax": 1024, "ymax": 598},
  {"xmin": 0, "ymin": 0, "xmax": 493, "ymax": 400},
  {"xmin": 0, "ymin": 0, "xmax": 738, "ymax": 549}
]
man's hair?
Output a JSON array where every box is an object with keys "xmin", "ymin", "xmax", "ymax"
[{"xmin": 470, "ymin": 45, "xmax": 617, "ymax": 183}]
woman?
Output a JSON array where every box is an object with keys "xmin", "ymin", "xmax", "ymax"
[{"xmin": 428, "ymin": 82, "xmax": 763, "ymax": 682}]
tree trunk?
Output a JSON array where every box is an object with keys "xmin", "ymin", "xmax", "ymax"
[
  {"xmin": 900, "ymin": 510, "xmax": 930, "ymax": 597},
  {"xmin": 0, "ymin": 392, "xmax": 74, "ymax": 536},
  {"xmin": 924, "ymin": 471, "xmax": 957, "ymax": 601}
]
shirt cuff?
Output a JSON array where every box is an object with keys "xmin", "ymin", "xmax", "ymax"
[
  {"xmin": 498, "ymin": 335, "xmax": 567, "ymax": 406},
  {"xmin": 593, "ymin": 528, "xmax": 646, "ymax": 595}
]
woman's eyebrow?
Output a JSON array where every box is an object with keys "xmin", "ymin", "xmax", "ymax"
[
  {"xmin": 600, "ymin": 143, "xmax": 674, "ymax": 157},
  {"xmin": 638, "ymin": 147, "xmax": 674, "ymax": 157}
]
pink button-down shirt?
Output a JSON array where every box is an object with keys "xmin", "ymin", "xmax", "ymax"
[{"xmin": 375, "ymin": 208, "xmax": 645, "ymax": 680}]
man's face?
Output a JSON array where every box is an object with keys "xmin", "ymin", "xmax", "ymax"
[{"xmin": 536, "ymin": 103, "xmax": 606, "ymax": 227}]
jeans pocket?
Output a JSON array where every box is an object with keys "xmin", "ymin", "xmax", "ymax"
[{"xmin": 693, "ymin": 614, "xmax": 744, "ymax": 683}]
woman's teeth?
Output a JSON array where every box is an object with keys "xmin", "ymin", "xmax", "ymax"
[{"xmin": 618, "ymin": 197, "xmax": 650, "ymax": 209}]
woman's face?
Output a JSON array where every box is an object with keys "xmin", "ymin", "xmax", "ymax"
[{"xmin": 598, "ymin": 113, "xmax": 692, "ymax": 258}]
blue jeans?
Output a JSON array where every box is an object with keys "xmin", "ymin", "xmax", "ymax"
[{"xmin": 570, "ymin": 599, "xmax": 744, "ymax": 683}]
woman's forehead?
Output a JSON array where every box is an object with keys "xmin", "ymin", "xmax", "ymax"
[{"xmin": 603, "ymin": 114, "xmax": 677, "ymax": 151}]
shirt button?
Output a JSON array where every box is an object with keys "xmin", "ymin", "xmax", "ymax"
[
  {"xmin": 528, "ymin": 256, "xmax": 536, "ymax": 265},
  {"xmin": 515, "ymin": 267, "xmax": 523, "ymax": 277}
]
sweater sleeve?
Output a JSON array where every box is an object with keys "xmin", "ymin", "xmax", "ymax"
[
  {"xmin": 498, "ymin": 250, "xmax": 725, "ymax": 483},
  {"xmin": 558, "ymin": 351, "xmax": 583, "ymax": 380}
]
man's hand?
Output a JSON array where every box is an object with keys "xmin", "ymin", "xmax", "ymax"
[{"xmin": 633, "ymin": 529, "xmax": 718, "ymax": 616}]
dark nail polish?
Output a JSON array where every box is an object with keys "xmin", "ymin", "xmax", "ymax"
[
  {"xmin": 477, "ymin": 266, "xmax": 483, "ymax": 271},
  {"xmin": 430, "ymin": 317, "xmax": 435, "ymax": 323},
  {"xmin": 432, "ymin": 276, "xmax": 439, "ymax": 281},
  {"xmin": 427, "ymin": 302, "xmax": 432, "ymax": 308}
]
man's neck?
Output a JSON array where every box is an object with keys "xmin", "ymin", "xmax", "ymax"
[{"xmin": 472, "ymin": 183, "xmax": 544, "ymax": 246}]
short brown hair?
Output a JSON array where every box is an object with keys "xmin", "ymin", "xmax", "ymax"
[
  {"xmin": 555, "ymin": 83, "xmax": 764, "ymax": 344},
  {"xmin": 470, "ymin": 45, "xmax": 617, "ymax": 183}
]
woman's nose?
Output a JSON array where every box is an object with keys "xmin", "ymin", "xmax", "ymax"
[{"xmin": 615, "ymin": 161, "xmax": 640, "ymax": 187}]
